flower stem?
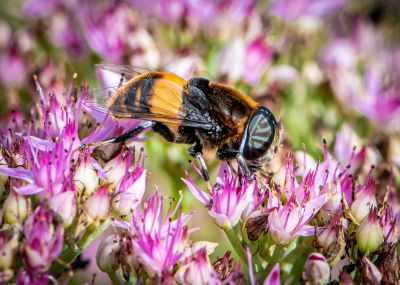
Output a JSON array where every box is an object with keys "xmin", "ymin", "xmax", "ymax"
[
  {"xmin": 261, "ymin": 244, "xmax": 283, "ymax": 281},
  {"xmin": 224, "ymin": 226, "xmax": 248, "ymax": 264},
  {"xmin": 107, "ymin": 271, "xmax": 121, "ymax": 285},
  {"xmin": 51, "ymin": 219, "xmax": 111, "ymax": 277}
]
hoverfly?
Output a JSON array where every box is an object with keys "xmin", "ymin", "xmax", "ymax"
[{"xmin": 83, "ymin": 64, "xmax": 280, "ymax": 182}]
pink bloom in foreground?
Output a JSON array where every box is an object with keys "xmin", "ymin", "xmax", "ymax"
[
  {"xmin": 123, "ymin": 193, "xmax": 191, "ymax": 277},
  {"xmin": 182, "ymin": 163, "xmax": 254, "ymax": 229}
]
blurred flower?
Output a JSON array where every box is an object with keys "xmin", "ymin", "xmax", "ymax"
[
  {"xmin": 48, "ymin": 11, "xmax": 87, "ymax": 58},
  {"xmin": 16, "ymin": 269, "xmax": 49, "ymax": 285},
  {"xmin": 0, "ymin": 48, "xmax": 27, "ymax": 89},
  {"xmin": 263, "ymin": 263, "xmax": 280, "ymax": 285},
  {"xmin": 183, "ymin": 163, "xmax": 255, "ymax": 229},
  {"xmin": 353, "ymin": 69, "xmax": 400, "ymax": 132},
  {"xmin": 360, "ymin": 256, "xmax": 382, "ymax": 285},
  {"xmin": 23, "ymin": 205, "xmax": 64, "ymax": 273},
  {"xmin": 79, "ymin": 3, "xmax": 132, "ymax": 63},
  {"xmin": 356, "ymin": 208, "xmax": 384, "ymax": 255},
  {"xmin": 270, "ymin": 0, "xmax": 345, "ymax": 23},
  {"xmin": 219, "ymin": 37, "xmax": 246, "ymax": 82},
  {"xmin": 302, "ymin": 253, "xmax": 330, "ymax": 285},
  {"xmin": 244, "ymin": 37, "xmax": 273, "ymax": 86}
]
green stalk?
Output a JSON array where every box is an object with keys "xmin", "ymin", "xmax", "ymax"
[
  {"xmin": 107, "ymin": 271, "xmax": 121, "ymax": 285},
  {"xmin": 260, "ymin": 244, "xmax": 283, "ymax": 281},
  {"xmin": 224, "ymin": 226, "xmax": 248, "ymax": 264},
  {"xmin": 51, "ymin": 219, "xmax": 111, "ymax": 277}
]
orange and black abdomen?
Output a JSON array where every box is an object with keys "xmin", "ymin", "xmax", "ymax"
[{"xmin": 107, "ymin": 72, "xmax": 187, "ymax": 124}]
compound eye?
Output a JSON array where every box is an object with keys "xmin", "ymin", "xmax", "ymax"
[{"xmin": 240, "ymin": 108, "xmax": 276, "ymax": 161}]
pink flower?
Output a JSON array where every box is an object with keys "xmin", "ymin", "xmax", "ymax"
[
  {"xmin": 270, "ymin": 0, "xmax": 345, "ymax": 23},
  {"xmin": 268, "ymin": 194, "xmax": 327, "ymax": 244},
  {"xmin": 244, "ymin": 37, "xmax": 273, "ymax": 86},
  {"xmin": 22, "ymin": 205, "xmax": 64, "ymax": 272},
  {"xmin": 0, "ymin": 49, "xmax": 27, "ymax": 89},
  {"xmin": 79, "ymin": 3, "xmax": 131, "ymax": 63},
  {"xmin": 123, "ymin": 193, "xmax": 191, "ymax": 277},
  {"xmin": 182, "ymin": 163, "xmax": 255, "ymax": 229},
  {"xmin": 268, "ymin": 153, "xmax": 329, "ymax": 244},
  {"xmin": 48, "ymin": 11, "xmax": 87, "ymax": 58}
]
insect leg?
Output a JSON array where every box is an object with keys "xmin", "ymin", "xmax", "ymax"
[
  {"xmin": 188, "ymin": 142, "xmax": 209, "ymax": 181},
  {"xmin": 80, "ymin": 121, "xmax": 155, "ymax": 149},
  {"xmin": 236, "ymin": 154, "xmax": 255, "ymax": 183},
  {"xmin": 195, "ymin": 153, "xmax": 209, "ymax": 182}
]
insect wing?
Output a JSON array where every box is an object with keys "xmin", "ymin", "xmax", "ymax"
[{"xmin": 86, "ymin": 70, "xmax": 213, "ymax": 130}]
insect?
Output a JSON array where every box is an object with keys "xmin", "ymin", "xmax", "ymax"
[{"xmin": 83, "ymin": 64, "xmax": 280, "ymax": 182}]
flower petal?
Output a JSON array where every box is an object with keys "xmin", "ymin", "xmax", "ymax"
[
  {"xmin": 182, "ymin": 177, "xmax": 210, "ymax": 206},
  {"xmin": 0, "ymin": 167, "xmax": 34, "ymax": 183}
]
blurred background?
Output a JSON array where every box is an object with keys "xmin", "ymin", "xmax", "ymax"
[{"xmin": 0, "ymin": 0, "xmax": 399, "ymax": 283}]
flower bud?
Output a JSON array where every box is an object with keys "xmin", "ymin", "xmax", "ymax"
[
  {"xmin": 243, "ymin": 211, "xmax": 269, "ymax": 243},
  {"xmin": 3, "ymin": 190, "xmax": 30, "ymax": 224},
  {"xmin": 97, "ymin": 234, "xmax": 121, "ymax": 273},
  {"xmin": 74, "ymin": 149, "xmax": 99, "ymax": 196},
  {"xmin": 112, "ymin": 169, "xmax": 146, "ymax": 215},
  {"xmin": 376, "ymin": 242, "xmax": 399, "ymax": 283},
  {"xmin": 85, "ymin": 186, "xmax": 110, "ymax": 221},
  {"xmin": 317, "ymin": 215, "xmax": 345, "ymax": 265},
  {"xmin": 302, "ymin": 253, "xmax": 330, "ymax": 285},
  {"xmin": 104, "ymin": 147, "xmax": 134, "ymax": 188},
  {"xmin": 350, "ymin": 178, "xmax": 377, "ymax": 223},
  {"xmin": 360, "ymin": 257, "xmax": 382, "ymax": 285},
  {"xmin": 49, "ymin": 191, "xmax": 76, "ymax": 227},
  {"xmin": 356, "ymin": 209, "xmax": 384, "ymax": 255}
]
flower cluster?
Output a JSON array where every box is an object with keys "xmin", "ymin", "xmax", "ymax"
[
  {"xmin": 183, "ymin": 139, "xmax": 399, "ymax": 283},
  {"xmin": 0, "ymin": 74, "xmax": 149, "ymax": 282}
]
